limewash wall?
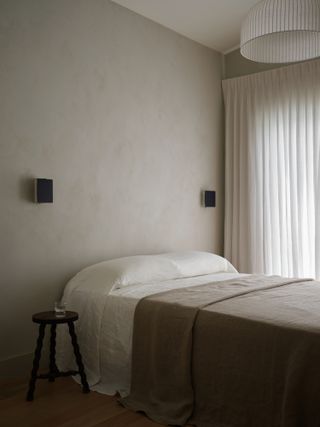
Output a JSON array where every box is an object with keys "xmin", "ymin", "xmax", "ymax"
[{"xmin": 0, "ymin": 0, "xmax": 224, "ymax": 369}]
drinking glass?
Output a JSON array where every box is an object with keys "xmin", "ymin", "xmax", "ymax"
[{"xmin": 54, "ymin": 301, "xmax": 66, "ymax": 318}]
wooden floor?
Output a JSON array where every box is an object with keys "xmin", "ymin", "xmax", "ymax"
[{"xmin": 0, "ymin": 378, "xmax": 164, "ymax": 427}]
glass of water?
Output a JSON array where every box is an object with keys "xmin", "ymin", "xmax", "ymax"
[{"xmin": 54, "ymin": 301, "xmax": 66, "ymax": 318}]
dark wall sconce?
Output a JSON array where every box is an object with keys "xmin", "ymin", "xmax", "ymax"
[
  {"xmin": 202, "ymin": 190, "xmax": 216, "ymax": 207},
  {"xmin": 35, "ymin": 179, "xmax": 53, "ymax": 203}
]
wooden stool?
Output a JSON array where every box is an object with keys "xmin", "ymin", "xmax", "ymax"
[{"xmin": 26, "ymin": 311, "xmax": 90, "ymax": 401}]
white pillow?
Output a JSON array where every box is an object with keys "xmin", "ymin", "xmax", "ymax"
[
  {"xmin": 160, "ymin": 251, "xmax": 238, "ymax": 276},
  {"xmin": 65, "ymin": 255, "xmax": 181, "ymax": 294},
  {"xmin": 64, "ymin": 251, "xmax": 237, "ymax": 295}
]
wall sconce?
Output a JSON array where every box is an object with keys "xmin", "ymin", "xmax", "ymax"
[
  {"xmin": 34, "ymin": 179, "xmax": 53, "ymax": 203},
  {"xmin": 202, "ymin": 190, "xmax": 215, "ymax": 207}
]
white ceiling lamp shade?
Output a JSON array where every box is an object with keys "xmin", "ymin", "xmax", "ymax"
[{"xmin": 240, "ymin": 0, "xmax": 320, "ymax": 63}]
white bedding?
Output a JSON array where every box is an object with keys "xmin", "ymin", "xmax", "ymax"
[{"xmin": 57, "ymin": 271, "xmax": 242, "ymax": 396}]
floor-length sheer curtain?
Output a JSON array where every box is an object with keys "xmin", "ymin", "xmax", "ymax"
[{"xmin": 223, "ymin": 59, "xmax": 320, "ymax": 278}]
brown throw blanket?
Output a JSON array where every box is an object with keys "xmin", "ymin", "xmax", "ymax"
[{"xmin": 120, "ymin": 275, "xmax": 320, "ymax": 427}]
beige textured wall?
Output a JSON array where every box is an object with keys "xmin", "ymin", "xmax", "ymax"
[{"xmin": 0, "ymin": 0, "xmax": 224, "ymax": 363}]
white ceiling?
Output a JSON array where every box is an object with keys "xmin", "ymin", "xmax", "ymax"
[{"xmin": 111, "ymin": 0, "xmax": 259, "ymax": 54}]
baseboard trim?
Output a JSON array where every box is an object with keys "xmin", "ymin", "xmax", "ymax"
[
  {"xmin": 0, "ymin": 353, "xmax": 33, "ymax": 379},
  {"xmin": 0, "ymin": 350, "xmax": 49, "ymax": 379}
]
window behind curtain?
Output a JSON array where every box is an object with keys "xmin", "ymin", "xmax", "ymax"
[{"xmin": 223, "ymin": 59, "xmax": 320, "ymax": 278}]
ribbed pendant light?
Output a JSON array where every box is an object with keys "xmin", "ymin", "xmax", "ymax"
[{"xmin": 240, "ymin": 0, "xmax": 320, "ymax": 63}]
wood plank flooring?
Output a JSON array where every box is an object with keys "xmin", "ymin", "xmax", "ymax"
[{"xmin": 0, "ymin": 378, "xmax": 164, "ymax": 427}]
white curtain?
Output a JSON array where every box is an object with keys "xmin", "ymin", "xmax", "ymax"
[{"xmin": 223, "ymin": 59, "xmax": 320, "ymax": 278}]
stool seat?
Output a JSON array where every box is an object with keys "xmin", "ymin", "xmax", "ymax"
[
  {"xmin": 26, "ymin": 310, "xmax": 89, "ymax": 401},
  {"xmin": 32, "ymin": 311, "xmax": 78, "ymax": 324}
]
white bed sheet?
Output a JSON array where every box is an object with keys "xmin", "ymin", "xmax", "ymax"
[{"xmin": 57, "ymin": 272, "xmax": 242, "ymax": 396}]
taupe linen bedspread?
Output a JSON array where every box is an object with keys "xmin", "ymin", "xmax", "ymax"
[{"xmin": 120, "ymin": 275, "xmax": 320, "ymax": 427}]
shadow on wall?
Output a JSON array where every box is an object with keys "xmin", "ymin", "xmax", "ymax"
[{"xmin": 19, "ymin": 177, "xmax": 35, "ymax": 203}]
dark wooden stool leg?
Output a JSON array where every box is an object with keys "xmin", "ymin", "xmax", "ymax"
[
  {"xmin": 49, "ymin": 324, "xmax": 58, "ymax": 382},
  {"xmin": 68, "ymin": 321, "xmax": 90, "ymax": 393},
  {"xmin": 26, "ymin": 323, "xmax": 46, "ymax": 401}
]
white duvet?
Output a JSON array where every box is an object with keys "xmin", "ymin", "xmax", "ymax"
[{"xmin": 56, "ymin": 252, "xmax": 240, "ymax": 396}]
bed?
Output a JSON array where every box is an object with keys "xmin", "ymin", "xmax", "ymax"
[{"xmin": 57, "ymin": 251, "xmax": 320, "ymax": 427}]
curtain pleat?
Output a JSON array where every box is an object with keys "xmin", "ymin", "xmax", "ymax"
[{"xmin": 223, "ymin": 59, "xmax": 320, "ymax": 278}]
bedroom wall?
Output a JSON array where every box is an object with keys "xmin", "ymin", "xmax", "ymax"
[{"xmin": 0, "ymin": 0, "xmax": 224, "ymax": 370}]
